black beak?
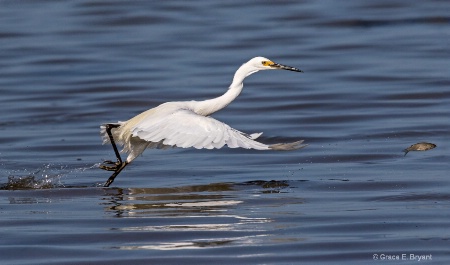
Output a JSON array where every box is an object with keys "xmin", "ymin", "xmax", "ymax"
[{"xmin": 271, "ymin": 63, "xmax": 303, "ymax": 73}]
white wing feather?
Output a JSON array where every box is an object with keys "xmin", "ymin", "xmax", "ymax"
[{"xmin": 131, "ymin": 109, "xmax": 270, "ymax": 150}]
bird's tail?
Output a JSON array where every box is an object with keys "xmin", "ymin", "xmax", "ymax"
[
  {"xmin": 100, "ymin": 123, "xmax": 122, "ymax": 144},
  {"xmin": 269, "ymin": 140, "xmax": 308, "ymax": 151}
]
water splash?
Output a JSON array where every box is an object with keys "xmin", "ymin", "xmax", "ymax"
[
  {"xmin": 1, "ymin": 163, "xmax": 101, "ymax": 190},
  {"xmin": 1, "ymin": 164, "xmax": 64, "ymax": 190},
  {"xmin": 2, "ymin": 175, "xmax": 59, "ymax": 190}
]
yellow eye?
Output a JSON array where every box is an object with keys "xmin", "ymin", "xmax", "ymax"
[{"xmin": 262, "ymin": 60, "xmax": 273, "ymax": 66}]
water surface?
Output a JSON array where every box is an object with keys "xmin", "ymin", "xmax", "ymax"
[{"xmin": 1, "ymin": 1, "xmax": 449, "ymax": 264}]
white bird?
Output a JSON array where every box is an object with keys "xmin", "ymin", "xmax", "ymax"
[{"xmin": 100, "ymin": 56, "xmax": 307, "ymax": 187}]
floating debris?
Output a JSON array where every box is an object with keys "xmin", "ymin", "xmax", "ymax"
[{"xmin": 403, "ymin": 142, "xmax": 436, "ymax": 156}]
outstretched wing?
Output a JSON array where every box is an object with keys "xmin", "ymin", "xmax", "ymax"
[{"xmin": 131, "ymin": 109, "xmax": 271, "ymax": 150}]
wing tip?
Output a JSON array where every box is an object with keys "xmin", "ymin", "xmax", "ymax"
[
  {"xmin": 249, "ymin": 132, "xmax": 263, "ymax": 140},
  {"xmin": 269, "ymin": 140, "xmax": 308, "ymax": 151}
]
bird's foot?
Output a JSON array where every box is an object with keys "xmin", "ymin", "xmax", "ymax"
[{"xmin": 100, "ymin": 160, "xmax": 123, "ymax": 171}]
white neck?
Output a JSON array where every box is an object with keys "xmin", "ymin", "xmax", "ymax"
[{"xmin": 192, "ymin": 63, "xmax": 257, "ymax": 116}]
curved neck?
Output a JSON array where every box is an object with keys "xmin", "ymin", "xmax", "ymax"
[{"xmin": 192, "ymin": 63, "xmax": 256, "ymax": 116}]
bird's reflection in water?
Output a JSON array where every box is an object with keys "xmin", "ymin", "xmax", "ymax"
[
  {"xmin": 102, "ymin": 180, "xmax": 295, "ymax": 250},
  {"xmin": 103, "ymin": 180, "xmax": 291, "ymax": 216},
  {"xmin": 118, "ymin": 240, "xmax": 236, "ymax": 250},
  {"xmin": 104, "ymin": 182, "xmax": 235, "ymax": 216}
]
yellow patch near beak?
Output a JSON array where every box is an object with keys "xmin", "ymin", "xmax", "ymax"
[{"xmin": 262, "ymin": 60, "xmax": 275, "ymax": 66}]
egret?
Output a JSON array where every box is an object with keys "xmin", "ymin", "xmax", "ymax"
[{"xmin": 100, "ymin": 56, "xmax": 307, "ymax": 187}]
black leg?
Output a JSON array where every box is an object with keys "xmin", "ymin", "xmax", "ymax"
[
  {"xmin": 104, "ymin": 161, "xmax": 128, "ymax": 187},
  {"xmin": 100, "ymin": 123, "xmax": 129, "ymax": 186},
  {"xmin": 100, "ymin": 124, "xmax": 123, "ymax": 171}
]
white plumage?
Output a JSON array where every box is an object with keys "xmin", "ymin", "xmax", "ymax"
[{"xmin": 100, "ymin": 56, "xmax": 307, "ymax": 187}]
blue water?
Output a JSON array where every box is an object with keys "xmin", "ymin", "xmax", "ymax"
[{"xmin": 1, "ymin": 1, "xmax": 449, "ymax": 264}]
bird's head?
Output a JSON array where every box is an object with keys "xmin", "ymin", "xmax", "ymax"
[{"xmin": 247, "ymin": 56, "xmax": 303, "ymax": 73}]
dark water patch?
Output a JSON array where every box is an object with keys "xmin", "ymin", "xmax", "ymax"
[
  {"xmin": 370, "ymin": 192, "xmax": 450, "ymax": 202},
  {"xmin": 0, "ymin": 32, "xmax": 30, "ymax": 38},
  {"xmin": 365, "ymin": 129, "xmax": 449, "ymax": 140},
  {"xmin": 29, "ymin": 57, "xmax": 95, "ymax": 66},
  {"xmin": 64, "ymin": 84, "xmax": 147, "ymax": 94},
  {"xmin": 92, "ymin": 15, "xmax": 173, "ymax": 27},
  {"xmin": 317, "ymin": 16, "xmax": 450, "ymax": 28},
  {"xmin": 378, "ymin": 91, "xmax": 450, "ymax": 101},
  {"xmin": 309, "ymin": 154, "xmax": 396, "ymax": 163},
  {"xmin": 316, "ymin": 179, "xmax": 441, "ymax": 192}
]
